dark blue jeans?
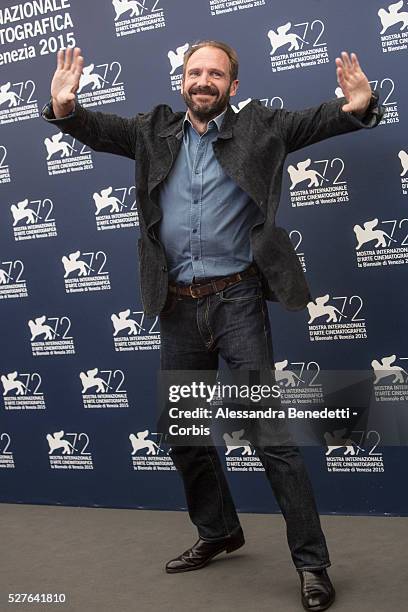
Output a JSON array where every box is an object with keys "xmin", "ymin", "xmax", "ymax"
[{"xmin": 159, "ymin": 274, "xmax": 331, "ymax": 571}]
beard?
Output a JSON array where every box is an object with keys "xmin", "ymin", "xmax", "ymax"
[{"xmin": 182, "ymin": 84, "xmax": 230, "ymax": 122}]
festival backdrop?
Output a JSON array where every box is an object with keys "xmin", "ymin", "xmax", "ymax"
[{"xmin": 0, "ymin": 0, "xmax": 407, "ymax": 516}]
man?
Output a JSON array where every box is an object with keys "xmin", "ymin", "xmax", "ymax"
[{"xmin": 42, "ymin": 42, "xmax": 384, "ymax": 611}]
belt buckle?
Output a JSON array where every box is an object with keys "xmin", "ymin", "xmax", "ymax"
[{"xmin": 189, "ymin": 284, "xmax": 200, "ymax": 298}]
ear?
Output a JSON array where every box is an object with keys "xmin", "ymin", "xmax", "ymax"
[{"xmin": 229, "ymin": 79, "xmax": 239, "ymax": 98}]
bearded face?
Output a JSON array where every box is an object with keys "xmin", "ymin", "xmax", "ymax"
[
  {"xmin": 181, "ymin": 46, "xmax": 238, "ymax": 123},
  {"xmin": 182, "ymin": 82, "xmax": 232, "ymax": 122}
]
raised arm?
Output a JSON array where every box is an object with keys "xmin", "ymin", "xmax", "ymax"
[
  {"xmin": 268, "ymin": 52, "xmax": 385, "ymax": 154},
  {"xmin": 41, "ymin": 47, "xmax": 138, "ymax": 160}
]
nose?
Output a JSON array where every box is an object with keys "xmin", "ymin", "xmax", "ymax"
[{"xmin": 196, "ymin": 71, "xmax": 211, "ymax": 87}]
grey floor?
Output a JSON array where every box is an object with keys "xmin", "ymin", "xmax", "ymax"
[{"xmin": 0, "ymin": 504, "xmax": 406, "ymax": 612}]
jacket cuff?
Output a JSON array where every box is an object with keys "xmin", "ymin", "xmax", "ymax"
[
  {"xmin": 341, "ymin": 90, "xmax": 386, "ymax": 129},
  {"xmin": 41, "ymin": 98, "xmax": 77, "ymax": 122}
]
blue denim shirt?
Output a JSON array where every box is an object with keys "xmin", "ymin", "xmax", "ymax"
[{"xmin": 157, "ymin": 108, "xmax": 264, "ymax": 283}]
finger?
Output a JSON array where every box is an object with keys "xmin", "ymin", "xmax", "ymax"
[
  {"xmin": 337, "ymin": 66, "xmax": 351, "ymax": 88},
  {"xmin": 342, "ymin": 51, "xmax": 352, "ymax": 67},
  {"xmin": 351, "ymin": 53, "xmax": 361, "ymax": 71},
  {"xmin": 335, "ymin": 57, "xmax": 347, "ymax": 83},
  {"xmin": 70, "ymin": 47, "xmax": 82, "ymax": 73},
  {"xmin": 338, "ymin": 57, "xmax": 348, "ymax": 79},
  {"xmin": 57, "ymin": 48, "xmax": 64, "ymax": 70},
  {"xmin": 335, "ymin": 57, "xmax": 345, "ymax": 73},
  {"xmin": 341, "ymin": 51, "xmax": 352, "ymax": 71},
  {"xmin": 336, "ymin": 67, "xmax": 347, "ymax": 92},
  {"xmin": 73, "ymin": 55, "xmax": 84, "ymax": 80},
  {"xmin": 336, "ymin": 65, "xmax": 347, "ymax": 83},
  {"xmin": 63, "ymin": 46, "xmax": 72, "ymax": 71}
]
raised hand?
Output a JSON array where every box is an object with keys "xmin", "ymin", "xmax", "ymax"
[
  {"xmin": 335, "ymin": 52, "xmax": 372, "ymax": 116},
  {"xmin": 51, "ymin": 47, "xmax": 84, "ymax": 118}
]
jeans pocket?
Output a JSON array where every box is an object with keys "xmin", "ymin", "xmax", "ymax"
[{"xmin": 219, "ymin": 277, "xmax": 263, "ymax": 302}]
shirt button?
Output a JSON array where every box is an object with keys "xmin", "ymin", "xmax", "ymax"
[
  {"xmin": 192, "ymin": 229, "xmax": 197, "ymax": 233},
  {"xmin": 161, "ymin": 265, "xmax": 167, "ymax": 272},
  {"xmin": 194, "ymin": 256, "xmax": 199, "ymax": 261},
  {"xmin": 193, "ymin": 199, "xmax": 198, "ymax": 204}
]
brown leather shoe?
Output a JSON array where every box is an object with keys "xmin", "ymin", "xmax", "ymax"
[
  {"xmin": 299, "ymin": 568, "xmax": 335, "ymax": 611},
  {"xmin": 165, "ymin": 529, "xmax": 245, "ymax": 573}
]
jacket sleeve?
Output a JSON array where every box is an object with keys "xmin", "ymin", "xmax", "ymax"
[
  {"xmin": 272, "ymin": 91, "xmax": 386, "ymax": 154},
  {"xmin": 41, "ymin": 98, "xmax": 138, "ymax": 160}
]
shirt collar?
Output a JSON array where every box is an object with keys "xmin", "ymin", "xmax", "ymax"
[{"xmin": 182, "ymin": 107, "xmax": 227, "ymax": 136}]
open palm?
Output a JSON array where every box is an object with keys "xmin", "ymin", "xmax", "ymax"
[
  {"xmin": 51, "ymin": 47, "xmax": 84, "ymax": 111},
  {"xmin": 335, "ymin": 51, "xmax": 372, "ymax": 114}
]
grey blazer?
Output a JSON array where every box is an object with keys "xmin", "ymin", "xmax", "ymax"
[{"xmin": 42, "ymin": 92, "xmax": 384, "ymax": 315}]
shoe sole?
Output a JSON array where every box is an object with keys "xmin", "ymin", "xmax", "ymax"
[{"xmin": 165, "ymin": 535, "xmax": 245, "ymax": 574}]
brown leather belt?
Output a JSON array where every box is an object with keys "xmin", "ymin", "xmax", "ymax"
[{"xmin": 168, "ymin": 264, "xmax": 259, "ymax": 299}]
